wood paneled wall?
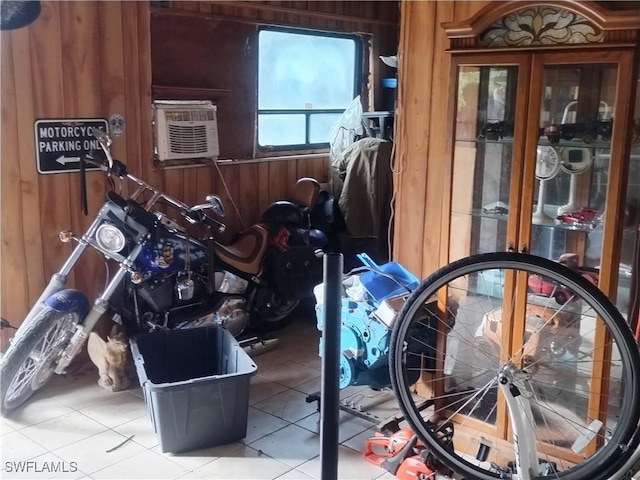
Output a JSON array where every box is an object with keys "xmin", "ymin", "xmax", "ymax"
[
  {"xmin": 392, "ymin": 1, "xmax": 487, "ymax": 279},
  {"xmin": 0, "ymin": 0, "xmax": 398, "ymax": 349}
]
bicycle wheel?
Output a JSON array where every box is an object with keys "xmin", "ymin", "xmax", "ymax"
[{"xmin": 389, "ymin": 252, "xmax": 640, "ymax": 480}]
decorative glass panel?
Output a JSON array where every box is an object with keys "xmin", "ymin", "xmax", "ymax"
[{"xmin": 479, "ymin": 7, "xmax": 603, "ymax": 47}]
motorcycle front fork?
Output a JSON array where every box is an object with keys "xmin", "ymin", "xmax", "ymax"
[
  {"xmin": 16, "ymin": 209, "xmax": 143, "ymax": 375},
  {"xmin": 54, "ymin": 243, "xmax": 143, "ymax": 374}
]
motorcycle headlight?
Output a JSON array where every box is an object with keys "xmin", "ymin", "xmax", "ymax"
[{"xmin": 96, "ymin": 224, "xmax": 126, "ymax": 253}]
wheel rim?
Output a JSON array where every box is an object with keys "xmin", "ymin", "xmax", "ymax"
[
  {"xmin": 390, "ymin": 254, "xmax": 640, "ymax": 480},
  {"xmin": 5, "ymin": 313, "xmax": 75, "ymax": 406}
]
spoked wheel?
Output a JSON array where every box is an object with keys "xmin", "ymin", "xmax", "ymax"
[
  {"xmin": 1, "ymin": 306, "xmax": 80, "ymax": 415},
  {"xmin": 389, "ymin": 252, "xmax": 640, "ymax": 480}
]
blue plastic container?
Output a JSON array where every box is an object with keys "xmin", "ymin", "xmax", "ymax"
[{"xmin": 356, "ymin": 253, "xmax": 419, "ymax": 303}]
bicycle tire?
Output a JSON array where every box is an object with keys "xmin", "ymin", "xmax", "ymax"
[{"xmin": 389, "ymin": 252, "xmax": 640, "ymax": 480}]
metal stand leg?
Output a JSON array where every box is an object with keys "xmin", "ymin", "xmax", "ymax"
[{"xmin": 320, "ymin": 253, "xmax": 342, "ymax": 480}]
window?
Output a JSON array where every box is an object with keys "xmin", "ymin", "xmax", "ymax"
[{"xmin": 257, "ymin": 27, "xmax": 361, "ymax": 150}]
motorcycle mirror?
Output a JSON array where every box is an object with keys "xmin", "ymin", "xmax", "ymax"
[
  {"xmin": 205, "ymin": 195, "xmax": 225, "ymax": 217},
  {"xmin": 93, "ymin": 128, "xmax": 114, "ymax": 170},
  {"xmin": 190, "ymin": 195, "xmax": 225, "ymax": 217}
]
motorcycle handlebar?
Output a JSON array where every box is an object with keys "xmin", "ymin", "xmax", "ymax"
[
  {"xmin": 182, "ymin": 210, "xmax": 225, "ymax": 233},
  {"xmin": 85, "ymin": 151, "xmax": 226, "ymax": 234}
]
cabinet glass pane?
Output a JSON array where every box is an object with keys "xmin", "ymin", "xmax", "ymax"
[
  {"xmin": 528, "ymin": 63, "xmax": 625, "ymax": 445},
  {"xmin": 617, "ymin": 74, "xmax": 640, "ymax": 324},
  {"xmin": 450, "ymin": 66, "xmax": 518, "ymax": 262},
  {"xmin": 529, "ymin": 64, "xmax": 617, "ymax": 268}
]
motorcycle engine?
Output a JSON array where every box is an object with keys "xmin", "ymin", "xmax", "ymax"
[
  {"xmin": 127, "ymin": 272, "xmax": 211, "ymax": 330},
  {"xmin": 316, "ymin": 296, "xmax": 397, "ymax": 389},
  {"xmin": 137, "ymin": 276, "xmax": 174, "ymax": 312},
  {"xmin": 316, "ymin": 287, "xmax": 448, "ymax": 390}
]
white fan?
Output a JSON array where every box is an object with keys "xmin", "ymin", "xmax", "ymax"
[
  {"xmin": 557, "ymin": 147, "xmax": 593, "ymax": 215},
  {"xmin": 532, "ymin": 146, "xmax": 560, "ymax": 224}
]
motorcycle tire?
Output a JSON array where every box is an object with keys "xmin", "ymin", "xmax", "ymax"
[
  {"xmin": 250, "ymin": 290, "xmax": 300, "ymax": 333},
  {"xmin": 0, "ymin": 305, "xmax": 80, "ymax": 415}
]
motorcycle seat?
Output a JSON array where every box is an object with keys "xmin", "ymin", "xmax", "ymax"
[{"xmin": 214, "ymin": 224, "xmax": 269, "ymax": 275}]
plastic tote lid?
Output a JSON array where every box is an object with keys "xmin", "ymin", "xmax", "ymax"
[{"xmin": 356, "ymin": 253, "xmax": 419, "ymax": 303}]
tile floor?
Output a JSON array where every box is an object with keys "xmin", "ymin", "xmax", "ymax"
[{"xmin": 0, "ymin": 311, "xmax": 404, "ymax": 480}]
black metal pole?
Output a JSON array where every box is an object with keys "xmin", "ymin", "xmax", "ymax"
[{"xmin": 320, "ymin": 252, "xmax": 343, "ymax": 480}]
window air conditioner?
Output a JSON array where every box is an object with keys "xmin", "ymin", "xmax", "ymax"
[{"xmin": 153, "ymin": 101, "xmax": 220, "ymax": 161}]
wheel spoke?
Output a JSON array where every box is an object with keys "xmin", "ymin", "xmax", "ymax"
[{"xmin": 390, "ymin": 253, "xmax": 640, "ymax": 480}]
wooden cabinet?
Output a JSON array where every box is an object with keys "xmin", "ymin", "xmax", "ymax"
[
  {"xmin": 442, "ymin": 1, "xmax": 640, "ymax": 325},
  {"xmin": 432, "ymin": 0, "xmax": 640, "ymax": 461}
]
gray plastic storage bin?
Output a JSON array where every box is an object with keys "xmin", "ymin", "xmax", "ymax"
[{"xmin": 130, "ymin": 326, "xmax": 257, "ymax": 453}]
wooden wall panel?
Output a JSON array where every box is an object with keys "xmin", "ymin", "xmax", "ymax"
[
  {"xmin": 122, "ymin": 2, "xmax": 144, "ymax": 188},
  {"xmin": 392, "ymin": 0, "xmax": 437, "ymax": 277},
  {"xmin": 1, "ymin": 35, "xmax": 29, "ymax": 351},
  {"xmin": 12, "ymin": 27, "xmax": 44, "ymax": 310},
  {"xmin": 219, "ymin": 164, "xmax": 242, "ymax": 236},
  {"xmin": 0, "ymin": 0, "xmax": 396, "ymax": 343},
  {"xmin": 420, "ymin": 1, "xmax": 455, "ymax": 276},
  {"xmin": 393, "ymin": 0, "xmax": 489, "ymax": 279},
  {"xmin": 98, "ymin": 2, "xmax": 126, "ymax": 162},
  {"xmin": 31, "ymin": 2, "xmax": 74, "ymax": 288},
  {"xmin": 237, "ymin": 162, "xmax": 259, "ymax": 231},
  {"xmin": 136, "ymin": 1, "xmax": 157, "ymax": 188},
  {"xmin": 61, "ymin": 2, "xmax": 103, "ymax": 298}
]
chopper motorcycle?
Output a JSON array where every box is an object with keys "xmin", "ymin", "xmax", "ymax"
[{"xmin": 0, "ymin": 129, "xmax": 325, "ymax": 415}]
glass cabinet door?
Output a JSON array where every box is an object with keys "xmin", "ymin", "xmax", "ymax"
[
  {"xmin": 528, "ymin": 63, "xmax": 618, "ymax": 269},
  {"xmin": 621, "ymin": 71, "xmax": 640, "ymax": 330},
  {"xmin": 520, "ymin": 57, "xmax": 637, "ymax": 459},
  {"xmin": 444, "ymin": 53, "xmax": 638, "ymax": 465},
  {"xmin": 449, "ymin": 63, "xmax": 524, "ymax": 265},
  {"xmin": 526, "ymin": 59, "xmax": 639, "ymax": 323}
]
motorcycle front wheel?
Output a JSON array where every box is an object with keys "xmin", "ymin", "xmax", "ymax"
[{"xmin": 0, "ymin": 306, "xmax": 80, "ymax": 415}]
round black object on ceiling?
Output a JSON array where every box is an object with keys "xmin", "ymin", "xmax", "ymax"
[{"xmin": 1, "ymin": 1, "xmax": 41, "ymax": 31}]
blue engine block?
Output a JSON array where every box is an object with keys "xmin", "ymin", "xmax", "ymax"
[{"xmin": 317, "ymin": 297, "xmax": 394, "ymax": 390}]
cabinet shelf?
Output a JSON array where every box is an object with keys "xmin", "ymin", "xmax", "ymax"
[
  {"xmin": 467, "ymin": 209, "xmax": 640, "ymax": 237},
  {"xmin": 536, "ymin": 139, "xmax": 611, "ymax": 149},
  {"xmin": 468, "ymin": 209, "xmax": 602, "ymax": 232},
  {"xmin": 456, "ymin": 137, "xmax": 514, "ymax": 145},
  {"xmin": 456, "ymin": 137, "xmax": 613, "ymax": 150}
]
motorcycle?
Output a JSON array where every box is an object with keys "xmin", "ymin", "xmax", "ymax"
[{"xmin": 0, "ymin": 129, "xmax": 325, "ymax": 415}]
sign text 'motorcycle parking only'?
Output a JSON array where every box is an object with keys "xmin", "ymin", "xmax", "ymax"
[{"xmin": 34, "ymin": 118, "xmax": 109, "ymax": 174}]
